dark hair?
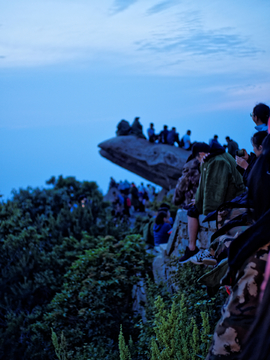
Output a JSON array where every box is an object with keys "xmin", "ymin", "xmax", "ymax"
[
  {"xmin": 159, "ymin": 203, "xmax": 170, "ymax": 210},
  {"xmin": 172, "ymin": 127, "xmax": 176, "ymax": 131},
  {"xmin": 214, "ymin": 135, "xmax": 218, "ymax": 139},
  {"xmin": 253, "ymin": 103, "xmax": 270, "ymax": 124},
  {"xmin": 187, "ymin": 130, "xmax": 191, "ymax": 134},
  {"xmin": 164, "ymin": 125, "xmax": 168, "ymax": 130},
  {"xmin": 150, "ymin": 123, "xmax": 154, "ymax": 127},
  {"xmin": 251, "ymin": 131, "xmax": 268, "ymax": 149},
  {"xmin": 155, "ymin": 211, "xmax": 167, "ymax": 225},
  {"xmin": 225, "ymin": 136, "xmax": 230, "ymax": 140},
  {"xmin": 192, "ymin": 142, "xmax": 210, "ymax": 158}
]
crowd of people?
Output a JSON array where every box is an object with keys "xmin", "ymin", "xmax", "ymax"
[
  {"xmin": 173, "ymin": 102, "xmax": 270, "ymax": 360},
  {"xmin": 115, "ymin": 104, "xmax": 270, "ymax": 359},
  {"xmin": 108, "ymin": 177, "xmax": 157, "ymax": 219}
]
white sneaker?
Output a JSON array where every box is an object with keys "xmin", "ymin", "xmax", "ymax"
[{"xmin": 190, "ymin": 249, "xmax": 215, "ymax": 265}]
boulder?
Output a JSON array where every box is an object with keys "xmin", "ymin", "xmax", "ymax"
[{"xmin": 98, "ymin": 135, "xmax": 191, "ymax": 190}]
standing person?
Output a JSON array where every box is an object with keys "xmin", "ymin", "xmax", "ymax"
[
  {"xmin": 251, "ymin": 103, "xmax": 269, "ymax": 132},
  {"xmin": 224, "ymin": 136, "xmax": 239, "ymax": 158},
  {"xmin": 182, "ymin": 130, "xmax": 192, "ymax": 150},
  {"xmin": 147, "ymin": 123, "xmax": 156, "ymax": 143},
  {"xmin": 159, "ymin": 125, "xmax": 169, "ymax": 144}
]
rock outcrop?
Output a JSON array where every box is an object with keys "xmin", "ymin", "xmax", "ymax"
[{"xmin": 98, "ymin": 136, "xmax": 191, "ymax": 190}]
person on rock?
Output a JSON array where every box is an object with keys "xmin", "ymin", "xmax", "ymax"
[
  {"xmin": 159, "ymin": 125, "xmax": 169, "ymax": 144},
  {"xmin": 147, "ymin": 123, "xmax": 156, "ymax": 143},
  {"xmin": 167, "ymin": 127, "xmax": 181, "ymax": 146},
  {"xmin": 224, "ymin": 136, "xmax": 239, "ymax": 158}
]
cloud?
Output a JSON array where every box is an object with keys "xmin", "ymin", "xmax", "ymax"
[
  {"xmin": 136, "ymin": 27, "xmax": 262, "ymax": 58},
  {"xmin": 147, "ymin": 0, "xmax": 178, "ymax": 15},
  {"xmin": 110, "ymin": 0, "xmax": 138, "ymax": 14}
]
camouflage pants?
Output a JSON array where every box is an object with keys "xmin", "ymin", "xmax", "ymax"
[{"xmin": 206, "ymin": 241, "xmax": 270, "ymax": 360}]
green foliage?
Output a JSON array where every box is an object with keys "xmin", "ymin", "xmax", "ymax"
[
  {"xmin": 0, "ymin": 176, "xmax": 142, "ymax": 359},
  {"xmin": 119, "ymin": 325, "xmax": 131, "ymax": 360},
  {"xmin": 51, "ymin": 329, "xmax": 68, "ymax": 360},
  {"xmin": 120, "ymin": 294, "xmax": 212, "ymax": 360}
]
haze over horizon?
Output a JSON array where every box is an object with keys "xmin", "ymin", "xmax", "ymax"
[{"xmin": 1, "ymin": 0, "xmax": 270, "ymax": 199}]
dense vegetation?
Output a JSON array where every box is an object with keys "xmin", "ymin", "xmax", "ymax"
[{"xmin": 0, "ymin": 176, "xmax": 227, "ymax": 359}]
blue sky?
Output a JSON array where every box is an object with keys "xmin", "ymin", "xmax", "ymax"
[{"xmin": 1, "ymin": 0, "xmax": 270, "ymax": 198}]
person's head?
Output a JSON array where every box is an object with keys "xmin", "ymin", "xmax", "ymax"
[
  {"xmin": 155, "ymin": 211, "xmax": 168, "ymax": 225},
  {"xmin": 251, "ymin": 131, "xmax": 268, "ymax": 157},
  {"xmin": 214, "ymin": 135, "xmax": 218, "ymax": 139},
  {"xmin": 163, "ymin": 125, "xmax": 168, "ymax": 130},
  {"xmin": 251, "ymin": 103, "xmax": 270, "ymax": 125},
  {"xmin": 192, "ymin": 142, "xmax": 210, "ymax": 163},
  {"xmin": 158, "ymin": 203, "xmax": 171, "ymax": 219},
  {"xmin": 187, "ymin": 130, "xmax": 191, "ymax": 135},
  {"xmin": 172, "ymin": 127, "xmax": 176, "ymax": 131},
  {"xmin": 150, "ymin": 123, "xmax": 154, "ymax": 128},
  {"xmin": 225, "ymin": 136, "xmax": 230, "ymax": 143}
]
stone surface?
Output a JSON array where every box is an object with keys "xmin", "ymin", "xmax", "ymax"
[{"xmin": 98, "ymin": 136, "xmax": 191, "ymax": 190}]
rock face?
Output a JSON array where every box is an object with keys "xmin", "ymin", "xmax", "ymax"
[{"xmin": 98, "ymin": 136, "xmax": 191, "ymax": 190}]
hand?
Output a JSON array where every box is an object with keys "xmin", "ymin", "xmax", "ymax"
[
  {"xmin": 242, "ymin": 149, "xmax": 249, "ymax": 161},
  {"xmin": 236, "ymin": 156, "xmax": 249, "ymax": 170}
]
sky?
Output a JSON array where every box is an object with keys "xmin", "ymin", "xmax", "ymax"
[{"xmin": 1, "ymin": 0, "xmax": 270, "ymax": 199}]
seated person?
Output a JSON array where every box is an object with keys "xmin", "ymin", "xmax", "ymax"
[
  {"xmin": 159, "ymin": 125, "xmax": 169, "ymax": 144},
  {"xmin": 153, "ymin": 211, "xmax": 172, "ymax": 246},
  {"xmin": 251, "ymin": 103, "xmax": 269, "ymax": 132},
  {"xmin": 179, "ymin": 142, "xmax": 245, "ymax": 262},
  {"xmin": 182, "ymin": 130, "xmax": 192, "ymax": 150},
  {"xmin": 130, "ymin": 117, "xmax": 146, "ymax": 139},
  {"xmin": 167, "ymin": 127, "xmax": 181, "ymax": 146},
  {"xmin": 236, "ymin": 131, "xmax": 268, "ymax": 185},
  {"xmin": 209, "ymin": 134, "xmax": 221, "ymax": 147},
  {"xmin": 147, "ymin": 123, "xmax": 156, "ymax": 143}
]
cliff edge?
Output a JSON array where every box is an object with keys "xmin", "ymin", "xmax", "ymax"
[{"xmin": 98, "ymin": 136, "xmax": 191, "ymax": 190}]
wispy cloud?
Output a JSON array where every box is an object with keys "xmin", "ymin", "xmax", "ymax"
[
  {"xmin": 136, "ymin": 27, "xmax": 262, "ymax": 58},
  {"xmin": 110, "ymin": 0, "xmax": 138, "ymax": 14},
  {"xmin": 147, "ymin": 0, "xmax": 178, "ymax": 15}
]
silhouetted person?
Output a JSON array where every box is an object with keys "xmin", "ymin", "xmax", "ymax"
[
  {"xmin": 182, "ymin": 130, "xmax": 192, "ymax": 150},
  {"xmin": 224, "ymin": 136, "xmax": 239, "ymax": 157},
  {"xmin": 159, "ymin": 125, "xmax": 169, "ymax": 144},
  {"xmin": 167, "ymin": 127, "xmax": 181, "ymax": 146},
  {"xmin": 209, "ymin": 135, "xmax": 221, "ymax": 147},
  {"xmin": 147, "ymin": 123, "xmax": 156, "ymax": 143}
]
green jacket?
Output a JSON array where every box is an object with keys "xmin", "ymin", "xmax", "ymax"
[{"xmin": 195, "ymin": 152, "xmax": 245, "ymax": 215}]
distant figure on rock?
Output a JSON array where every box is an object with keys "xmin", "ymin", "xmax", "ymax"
[
  {"xmin": 147, "ymin": 123, "xmax": 156, "ymax": 143},
  {"xmin": 109, "ymin": 177, "xmax": 117, "ymax": 189},
  {"xmin": 167, "ymin": 127, "xmax": 181, "ymax": 146},
  {"xmin": 224, "ymin": 136, "xmax": 239, "ymax": 157},
  {"xmin": 159, "ymin": 125, "xmax": 169, "ymax": 144},
  {"xmin": 209, "ymin": 135, "xmax": 221, "ymax": 147},
  {"xmin": 130, "ymin": 117, "xmax": 146, "ymax": 139},
  {"xmin": 116, "ymin": 119, "xmax": 131, "ymax": 136},
  {"xmin": 181, "ymin": 130, "xmax": 192, "ymax": 150}
]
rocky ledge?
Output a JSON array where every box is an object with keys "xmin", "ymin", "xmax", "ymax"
[{"xmin": 98, "ymin": 135, "xmax": 191, "ymax": 190}]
